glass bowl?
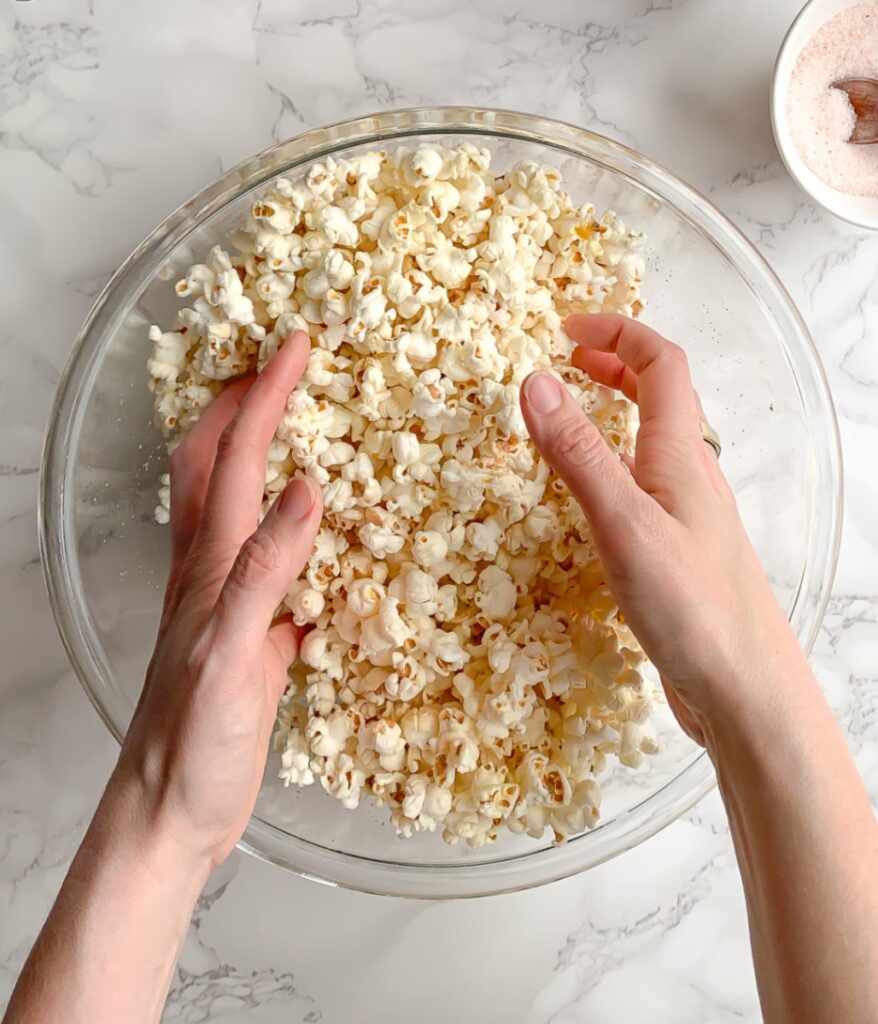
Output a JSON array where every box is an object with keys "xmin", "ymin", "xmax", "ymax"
[{"xmin": 40, "ymin": 107, "xmax": 842, "ymax": 898}]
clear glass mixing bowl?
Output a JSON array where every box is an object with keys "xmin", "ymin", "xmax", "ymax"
[{"xmin": 40, "ymin": 108, "xmax": 842, "ymax": 897}]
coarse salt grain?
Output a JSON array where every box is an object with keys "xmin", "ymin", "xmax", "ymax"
[{"xmin": 787, "ymin": 2, "xmax": 878, "ymax": 197}]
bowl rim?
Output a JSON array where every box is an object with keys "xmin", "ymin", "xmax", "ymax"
[
  {"xmin": 770, "ymin": 0, "xmax": 878, "ymax": 230},
  {"xmin": 40, "ymin": 105, "xmax": 843, "ymax": 898}
]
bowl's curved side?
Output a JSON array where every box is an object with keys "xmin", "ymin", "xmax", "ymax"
[
  {"xmin": 239, "ymin": 759, "xmax": 719, "ymax": 898},
  {"xmin": 771, "ymin": 0, "xmax": 878, "ymax": 230},
  {"xmin": 40, "ymin": 286, "xmax": 130, "ymax": 748},
  {"xmin": 40, "ymin": 107, "xmax": 842, "ymax": 897}
]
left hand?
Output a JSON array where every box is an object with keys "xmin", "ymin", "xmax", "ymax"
[{"xmin": 114, "ymin": 330, "xmax": 323, "ymax": 869}]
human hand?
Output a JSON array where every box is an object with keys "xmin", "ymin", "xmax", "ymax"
[
  {"xmin": 520, "ymin": 314, "xmax": 804, "ymax": 746},
  {"xmin": 114, "ymin": 330, "xmax": 323, "ymax": 868}
]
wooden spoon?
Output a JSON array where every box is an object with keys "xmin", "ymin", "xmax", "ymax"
[{"xmin": 832, "ymin": 77, "xmax": 878, "ymax": 144}]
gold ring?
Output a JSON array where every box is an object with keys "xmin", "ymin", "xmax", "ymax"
[{"xmin": 700, "ymin": 420, "xmax": 721, "ymax": 458}]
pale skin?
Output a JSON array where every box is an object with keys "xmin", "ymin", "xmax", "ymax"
[{"xmin": 5, "ymin": 319, "xmax": 877, "ymax": 1023}]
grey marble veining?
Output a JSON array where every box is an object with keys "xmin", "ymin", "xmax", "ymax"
[{"xmin": 1, "ymin": 1, "xmax": 876, "ymax": 1021}]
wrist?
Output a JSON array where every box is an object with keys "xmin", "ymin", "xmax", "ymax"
[
  {"xmin": 114, "ymin": 716, "xmax": 236, "ymax": 870},
  {"xmin": 12, "ymin": 757, "xmax": 212, "ymax": 1024},
  {"xmin": 90, "ymin": 765, "xmax": 213, "ymax": 895},
  {"xmin": 674, "ymin": 592, "xmax": 810, "ymax": 734},
  {"xmin": 699, "ymin": 639, "xmax": 825, "ymax": 767}
]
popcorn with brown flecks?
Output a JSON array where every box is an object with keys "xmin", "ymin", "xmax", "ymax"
[{"xmin": 148, "ymin": 143, "xmax": 658, "ymax": 848}]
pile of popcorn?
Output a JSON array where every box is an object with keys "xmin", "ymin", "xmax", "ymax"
[{"xmin": 148, "ymin": 142, "xmax": 659, "ymax": 848}]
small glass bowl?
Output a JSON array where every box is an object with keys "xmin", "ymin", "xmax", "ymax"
[{"xmin": 40, "ymin": 107, "xmax": 842, "ymax": 897}]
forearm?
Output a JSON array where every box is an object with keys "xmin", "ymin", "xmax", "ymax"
[
  {"xmin": 704, "ymin": 647, "xmax": 878, "ymax": 1024},
  {"xmin": 4, "ymin": 772, "xmax": 210, "ymax": 1024}
]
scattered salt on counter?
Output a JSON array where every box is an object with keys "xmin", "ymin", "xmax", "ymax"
[{"xmin": 787, "ymin": 2, "xmax": 878, "ymax": 196}]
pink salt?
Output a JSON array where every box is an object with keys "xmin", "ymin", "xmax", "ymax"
[{"xmin": 787, "ymin": 2, "xmax": 878, "ymax": 197}]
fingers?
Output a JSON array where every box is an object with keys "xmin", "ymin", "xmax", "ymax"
[
  {"xmin": 565, "ymin": 314, "xmax": 702, "ymax": 454},
  {"xmin": 573, "ymin": 341, "xmax": 723, "ymax": 480},
  {"xmin": 212, "ymin": 476, "xmax": 323, "ymax": 640},
  {"xmin": 193, "ymin": 330, "xmax": 311, "ymax": 576},
  {"xmin": 266, "ymin": 617, "xmax": 305, "ymax": 668},
  {"xmin": 566, "ymin": 313, "xmax": 725, "ymax": 520},
  {"xmin": 571, "ymin": 347, "xmax": 638, "ymax": 403},
  {"xmin": 521, "ymin": 371, "xmax": 648, "ymax": 534},
  {"xmin": 168, "ymin": 378, "xmax": 255, "ymax": 570},
  {"xmin": 264, "ymin": 617, "xmax": 306, "ymax": 697}
]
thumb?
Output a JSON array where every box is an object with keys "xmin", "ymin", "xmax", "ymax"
[{"xmin": 521, "ymin": 372, "xmax": 643, "ymax": 530}]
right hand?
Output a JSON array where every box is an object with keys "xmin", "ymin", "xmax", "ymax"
[{"xmin": 520, "ymin": 314, "xmax": 804, "ymax": 746}]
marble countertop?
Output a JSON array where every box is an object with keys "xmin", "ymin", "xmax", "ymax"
[{"xmin": 2, "ymin": 1, "xmax": 877, "ymax": 1020}]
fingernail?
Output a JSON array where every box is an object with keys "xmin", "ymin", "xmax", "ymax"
[
  {"xmin": 524, "ymin": 373, "xmax": 563, "ymax": 414},
  {"xmin": 279, "ymin": 478, "xmax": 316, "ymax": 520}
]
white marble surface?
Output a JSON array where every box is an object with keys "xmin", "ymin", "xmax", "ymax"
[{"xmin": 2, "ymin": 0, "xmax": 877, "ymax": 1020}]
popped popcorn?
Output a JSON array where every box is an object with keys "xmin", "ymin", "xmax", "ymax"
[{"xmin": 148, "ymin": 143, "xmax": 656, "ymax": 849}]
